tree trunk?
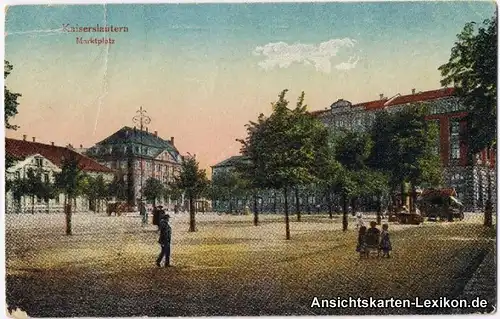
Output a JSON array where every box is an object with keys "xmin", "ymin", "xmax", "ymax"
[
  {"xmin": 295, "ymin": 187, "xmax": 301, "ymax": 222},
  {"xmin": 253, "ymin": 193, "xmax": 259, "ymax": 226},
  {"xmin": 65, "ymin": 196, "xmax": 72, "ymax": 236},
  {"xmin": 284, "ymin": 188, "xmax": 290, "ymax": 240},
  {"xmin": 327, "ymin": 192, "xmax": 333, "ymax": 219},
  {"xmin": 484, "ymin": 164, "xmax": 493, "ymax": 227},
  {"xmin": 376, "ymin": 196, "xmax": 382, "ymax": 225},
  {"xmin": 229, "ymin": 197, "xmax": 233, "ymax": 214},
  {"xmin": 400, "ymin": 182, "xmax": 406, "ymax": 209},
  {"xmin": 342, "ymin": 194, "xmax": 348, "ymax": 232},
  {"xmin": 189, "ymin": 196, "xmax": 196, "ymax": 232},
  {"xmin": 411, "ymin": 184, "xmax": 418, "ymax": 213},
  {"xmin": 31, "ymin": 195, "xmax": 35, "ymax": 214},
  {"xmin": 350, "ymin": 197, "xmax": 356, "ymax": 216},
  {"xmin": 273, "ymin": 193, "xmax": 277, "ymax": 213}
]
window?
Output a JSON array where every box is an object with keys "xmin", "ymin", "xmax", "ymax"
[
  {"xmin": 44, "ymin": 173, "xmax": 49, "ymax": 183},
  {"xmin": 135, "ymin": 146, "xmax": 140, "ymax": 153},
  {"xmin": 35, "ymin": 158, "xmax": 43, "ymax": 167},
  {"xmin": 449, "ymin": 119, "xmax": 460, "ymax": 160},
  {"xmin": 429, "ymin": 119, "xmax": 440, "ymax": 155},
  {"xmin": 15, "ymin": 171, "xmax": 20, "ymax": 179},
  {"xmin": 55, "ymin": 195, "xmax": 60, "ymax": 204}
]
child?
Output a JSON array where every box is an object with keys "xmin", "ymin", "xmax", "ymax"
[
  {"xmin": 356, "ymin": 226, "xmax": 367, "ymax": 259},
  {"xmin": 356, "ymin": 211, "xmax": 364, "ymax": 230},
  {"xmin": 379, "ymin": 223, "xmax": 392, "ymax": 258},
  {"xmin": 365, "ymin": 221, "xmax": 381, "ymax": 257}
]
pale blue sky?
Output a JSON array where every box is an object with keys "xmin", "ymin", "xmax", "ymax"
[{"xmin": 4, "ymin": 2, "xmax": 497, "ymax": 168}]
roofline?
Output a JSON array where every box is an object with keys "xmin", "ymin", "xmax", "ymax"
[
  {"xmin": 5, "ymin": 138, "xmax": 114, "ymax": 173},
  {"xmin": 311, "ymin": 87, "xmax": 455, "ymax": 115}
]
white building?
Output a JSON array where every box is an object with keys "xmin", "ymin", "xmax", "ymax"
[{"xmin": 5, "ymin": 136, "xmax": 115, "ymax": 214}]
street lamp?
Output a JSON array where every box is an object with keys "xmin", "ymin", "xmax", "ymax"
[{"xmin": 133, "ymin": 106, "xmax": 151, "ymax": 207}]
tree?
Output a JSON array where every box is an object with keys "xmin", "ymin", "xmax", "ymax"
[
  {"xmin": 369, "ymin": 105, "xmax": 442, "ymax": 212},
  {"xmin": 210, "ymin": 170, "xmax": 239, "ymax": 213},
  {"xmin": 24, "ymin": 168, "xmax": 44, "ymax": 214},
  {"xmin": 108, "ymin": 174, "xmax": 127, "ymax": 201},
  {"xmin": 10, "ymin": 175, "xmax": 28, "ymax": 213},
  {"xmin": 173, "ymin": 155, "xmax": 209, "ymax": 232},
  {"xmin": 234, "ymin": 158, "xmax": 266, "ymax": 225},
  {"xmin": 82, "ymin": 174, "xmax": 108, "ymax": 213},
  {"xmin": 5, "ymin": 60, "xmax": 22, "ymax": 130},
  {"xmin": 39, "ymin": 176, "xmax": 57, "ymax": 213},
  {"xmin": 55, "ymin": 154, "xmax": 85, "ymax": 235},
  {"xmin": 439, "ymin": 17, "xmax": 497, "ymax": 227},
  {"xmin": 165, "ymin": 181, "xmax": 183, "ymax": 208},
  {"xmin": 332, "ymin": 130, "xmax": 375, "ymax": 231},
  {"xmin": 238, "ymin": 90, "xmax": 330, "ymax": 239},
  {"xmin": 143, "ymin": 177, "xmax": 165, "ymax": 206}
]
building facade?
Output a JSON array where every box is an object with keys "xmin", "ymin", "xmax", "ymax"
[
  {"xmin": 85, "ymin": 126, "xmax": 183, "ymax": 208},
  {"xmin": 312, "ymin": 88, "xmax": 496, "ymax": 211},
  {"xmin": 5, "ymin": 137, "xmax": 114, "ymax": 214}
]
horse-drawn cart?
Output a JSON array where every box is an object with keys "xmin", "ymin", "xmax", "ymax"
[
  {"xmin": 417, "ymin": 188, "xmax": 464, "ymax": 222},
  {"xmin": 106, "ymin": 202, "xmax": 135, "ymax": 216}
]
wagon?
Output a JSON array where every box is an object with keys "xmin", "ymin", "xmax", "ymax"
[{"xmin": 417, "ymin": 188, "xmax": 464, "ymax": 222}]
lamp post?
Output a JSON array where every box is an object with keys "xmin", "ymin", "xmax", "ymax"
[{"xmin": 133, "ymin": 106, "xmax": 151, "ymax": 207}]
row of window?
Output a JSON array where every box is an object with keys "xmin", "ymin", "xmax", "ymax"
[
  {"xmin": 92, "ymin": 145, "xmax": 155, "ymax": 156},
  {"xmin": 330, "ymin": 116, "xmax": 465, "ymax": 162},
  {"xmin": 14, "ymin": 170, "xmax": 50, "ymax": 182},
  {"xmin": 428, "ymin": 100, "xmax": 466, "ymax": 115}
]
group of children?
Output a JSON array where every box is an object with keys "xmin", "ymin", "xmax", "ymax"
[{"xmin": 356, "ymin": 221, "xmax": 392, "ymax": 258}]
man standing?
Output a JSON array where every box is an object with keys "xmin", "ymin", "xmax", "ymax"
[
  {"xmin": 156, "ymin": 214, "xmax": 172, "ymax": 267},
  {"xmin": 139, "ymin": 201, "xmax": 148, "ymax": 227}
]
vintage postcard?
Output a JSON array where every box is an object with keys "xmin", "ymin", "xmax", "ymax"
[{"xmin": 3, "ymin": 1, "xmax": 497, "ymax": 317}]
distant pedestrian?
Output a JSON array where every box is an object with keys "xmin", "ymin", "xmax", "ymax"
[
  {"xmin": 139, "ymin": 202, "xmax": 148, "ymax": 227},
  {"xmin": 156, "ymin": 214, "xmax": 172, "ymax": 267},
  {"xmin": 379, "ymin": 223, "xmax": 392, "ymax": 258},
  {"xmin": 356, "ymin": 226, "xmax": 367, "ymax": 259}
]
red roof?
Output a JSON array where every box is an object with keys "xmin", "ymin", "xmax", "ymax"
[
  {"xmin": 386, "ymin": 88, "xmax": 455, "ymax": 107},
  {"xmin": 311, "ymin": 88, "xmax": 456, "ymax": 114},
  {"xmin": 354, "ymin": 99, "xmax": 387, "ymax": 110},
  {"xmin": 5, "ymin": 138, "xmax": 113, "ymax": 173}
]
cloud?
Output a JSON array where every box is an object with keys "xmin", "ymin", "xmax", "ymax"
[
  {"xmin": 334, "ymin": 55, "xmax": 360, "ymax": 70},
  {"xmin": 253, "ymin": 38, "xmax": 359, "ymax": 73}
]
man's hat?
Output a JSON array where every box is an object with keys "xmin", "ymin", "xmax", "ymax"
[
  {"xmin": 162, "ymin": 214, "xmax": 170, "ymax": 220},
  {"xmin": 157, "ymin": 205, "xmax": 164, "ymax": 209}
]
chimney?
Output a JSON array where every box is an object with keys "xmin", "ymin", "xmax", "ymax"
[
  {"xmin": 146, "ymin": 127, "xmax": 148, "ymax": 132},
  {"xmin": 154, "ymin": 131, "xmax": 158, "ymax": 136},
  {"xmin": 51, "ymin": 142, "xmax": 54, "ymax": 146},
  {"xmin": 80, "ymin": 144, "xmax": 83, "ymax": 148},
  {"xmin": 23, "ymin": 135, "xmax": 27, "ymax": 141},
  {"xmin": 379, "ymin": 94, "xmax": 384, "ymax": 100},
  {"xmin": 412, "ymin": 88, "xmax": 416, "ymax": 94},
  {"xmin": 32, "ymin": 137, "xmax": 36, "ymax": 142},
  {"xmin": 170, "ymin": 137, "xmax": 175, "ymax": 145}
]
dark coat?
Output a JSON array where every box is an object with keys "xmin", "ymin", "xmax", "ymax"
[
  {"xmin": 365, "ymin": 227, "xmax": 380, "ymax": 247},
  {"xmin": 158, "ymin": 219, "xmax": 172, "ymax": 246},
  {"xmin": 152, "ymin": 208, "xmax": 160, "ymax": 225}
]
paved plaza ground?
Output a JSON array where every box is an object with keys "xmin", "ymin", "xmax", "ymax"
[{"xmin": 5, "ymin": 211, "xmax": 497, "ymax": 316}]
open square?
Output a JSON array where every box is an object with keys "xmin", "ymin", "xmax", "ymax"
[{"xmin": 6, "ymin": 212, "xmax": 495, "ymax": 316}]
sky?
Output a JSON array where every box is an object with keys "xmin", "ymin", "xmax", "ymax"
[{"xmin": 4, "ymin": 1, "xmax": 497, "ymax": 172}]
